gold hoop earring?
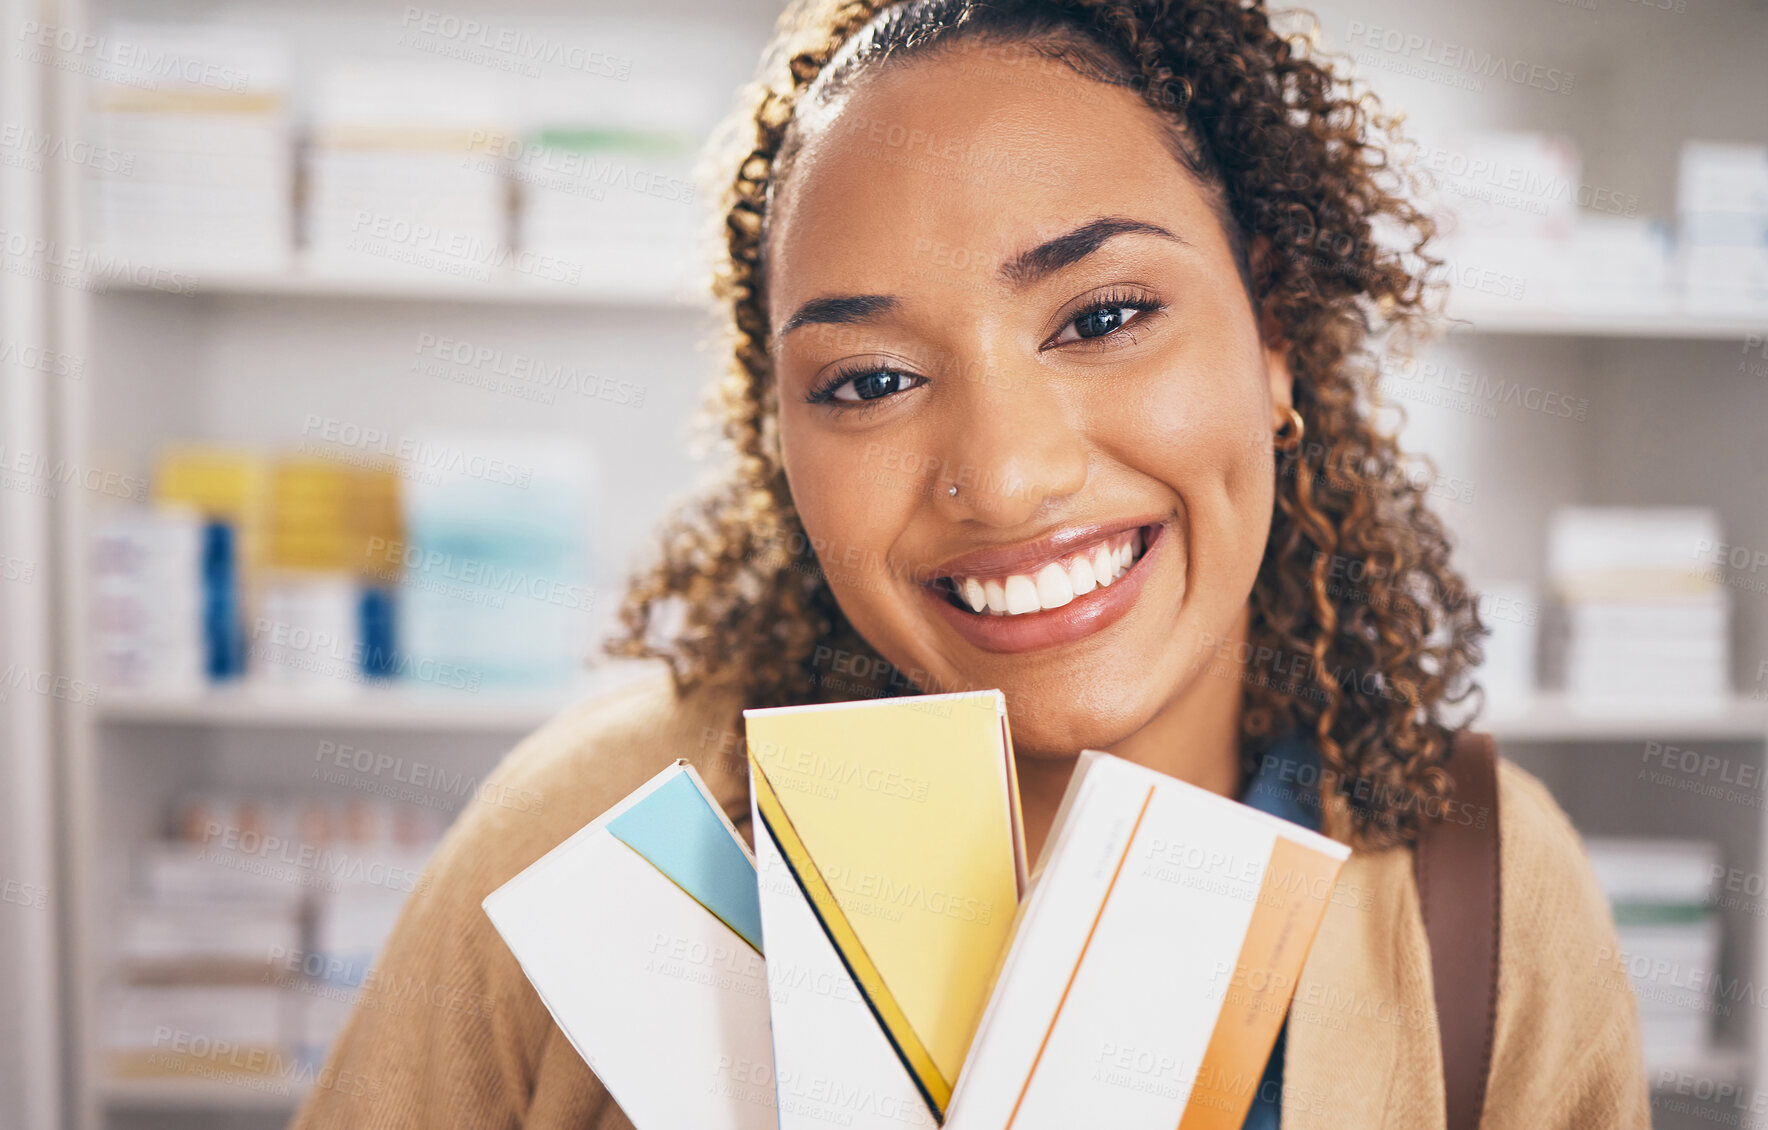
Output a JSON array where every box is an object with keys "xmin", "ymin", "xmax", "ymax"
[{"xmin": 1273, "ymin": 406, "xmax": 1305, "ymax": 452}]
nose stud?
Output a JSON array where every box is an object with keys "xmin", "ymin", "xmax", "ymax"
[{"xmin": 948, "ymin": 484, "xmax": 959, "ymax": 498}]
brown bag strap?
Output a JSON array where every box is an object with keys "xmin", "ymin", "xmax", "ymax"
[{"xmin": 1414, "ymin": 730, "xmax": 1502, "ymax": 1130}]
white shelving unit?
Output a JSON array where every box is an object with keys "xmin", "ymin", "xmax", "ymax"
[
  {"xmin": 89, "ymin": 262, "xmax": 703, "ymax": 308},
  {"xmin": 1452, "ymin": 302, "xmax": 1768, "ymax": 342},
  {"xmin": 1483, "ymin": 695, "xmax": 1768, "ymax": 745},
  {"xmin": 99, "ymin": 1077, "xmax": 310, "ymax": 1115},
  {"xmin": 94, "ymin": 669, "xmax": 656, "ymax": 732},
  {"xmin": 15, "ymin": 0, "xmax": 1762, "ymax": 1128},
  {"xmin": 34, "ymin": 3, "xmax": 775, "ymax": 1129}
]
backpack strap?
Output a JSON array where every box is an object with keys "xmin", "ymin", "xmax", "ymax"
[{"xmin": 1414, "ymin": 730, "xmax": 1502, "ymax": 1130}]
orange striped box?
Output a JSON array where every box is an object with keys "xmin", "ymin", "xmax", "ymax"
[{"xmin": 945, "ymin": 750, "xmax": 1350, "ymax": 1130}]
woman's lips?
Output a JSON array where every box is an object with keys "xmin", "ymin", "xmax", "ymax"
[
  {"xmin": 946, "ymin": 526, "xmax": 1145, "ymax": 615},
  {"xmin": 921, "ymin": 522, "xmax": 1165, "ymax": 654}
]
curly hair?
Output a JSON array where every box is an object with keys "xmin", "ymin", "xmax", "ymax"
[{"xmin": 605, "ymin": 0, "xmax": 1486, "ymax": 849}]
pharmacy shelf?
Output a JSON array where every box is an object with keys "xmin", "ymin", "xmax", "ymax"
[
  {"xmin": 96, "ymin": 683, "xmax": 1768, "ymax": 742},
  {"xmin": 89, "ymin": 261, "xmax": 704, "ymax": 310},
  {"xmin": 95, "ymin": 661, "xmax": 667, "ymax": 732},
  {"xmin": 1481, "ymin": 694, "xmax": 1768, "ymax": 744},
  {"xmin": 1645, "ymin": 1043, "xmax": 1751, "ymax": 1090},
  {"xmin": 99, "ymin": 1076, "xmax": 304, "ymax": 1112},
  {"xmin": 1452, "ymin": 303, "xmax": 1767, "ymax": 340},
  {"xmin": 93, "ymin": 268, "xmax": 1768, "ymax": 337}
]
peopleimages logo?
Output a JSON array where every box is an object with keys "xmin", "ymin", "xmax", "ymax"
[
  {"xmin": 0, "ymin": 123, "xmax": 134, "ymax": 176},
  {"xmin": 1344, "ymin": 21, "xmax": 1576, "ymax": 95},
  {"xmin": 397, "ymin": 8, "xmax": 632, "ymax": 80},
  {"xmin": 0, "ymin": 228, "xmax": 195, "ymax": 295},
  {"xmin": 15, "ymin": 21, "xmax": 254, "ymax": 92},
  {"xmin": 298, "ymin": 416, "xmax": 534, "ymax": 488},
  {"xmin": 197, "ymin": 820, "xmax": 429, "ymax": 894}
]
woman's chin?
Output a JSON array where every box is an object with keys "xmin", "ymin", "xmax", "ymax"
[{"xmin": 981, "ymin": 687, "xmax": 1162, "ymax": 760}]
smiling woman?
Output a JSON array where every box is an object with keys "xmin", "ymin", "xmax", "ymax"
[
  {"xmin": 623, "ymin": 0, "xmax": 1460, "ymax": 850},
  {"xmin": 290, "ymin": 3, "xmax": 1650, "ymax": 1129}
]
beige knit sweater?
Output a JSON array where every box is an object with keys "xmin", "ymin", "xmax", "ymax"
[{"xmin": 288, "ymin": 662, "xmax": 1651, "ymax": 1129}]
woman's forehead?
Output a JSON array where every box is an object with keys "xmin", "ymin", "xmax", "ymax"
[{"xmin": 764, "ymin": 44, "xmax": 1229, "ymax": 325}]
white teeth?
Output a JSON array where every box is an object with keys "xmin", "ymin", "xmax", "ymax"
[
  {"xmin": 983, "ymin": 578, "xmax": 1007, "ymax": 614},
  {"xmin": 1093, "ymin": 543, "xmax": 1116, "ymax": 587},
  {"xmin": 1034, "ymin": 562, "xmax": 1074, "ymax": 609},
  {"xmin": 1003, "ymin": 575, "xmax": 1041, "ymax": 615},
  {"xmin": 949, "ymin": 529, "xmax": 1146, "ymax": 617},
  {"xmin": 962, "ymin": 577, "xmax": 986, "ymax": 613},
  {"xmin": 1068, "ymin": 555, "xmax": 1096, "ymax": 595}
]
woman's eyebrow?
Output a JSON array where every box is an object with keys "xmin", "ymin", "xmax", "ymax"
[
  {"xmin": 998, "ymin": 216, "xmax": 1186, "ymax": 287},
  {"xmin": 779, "ymin": 294, "xmax": 900, "ymax": 336},
  {"xmin": 776, "ymin": 217, "xmax": 1180, "ymax": 335}
]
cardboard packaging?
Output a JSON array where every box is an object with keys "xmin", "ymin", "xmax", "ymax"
[
  {"xmin": 483, "ymin": 761, "xmax": 774, "ymax": 1130},
  {"xmin": 745, "ymin": 690, "xmax": 1026, "ymax": 1128},
  {"xmin": 947, "ymin": 750, "xmax": 1351, "ymax": 1130}
]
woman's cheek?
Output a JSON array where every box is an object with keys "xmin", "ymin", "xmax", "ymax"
[
  {"xmin": 1105, "ymin": 359, "xmax": 1235, "ymax": 488},
  {"xmin": 1116, "ymin": 357, "xmax": 1276, "ymax": 583},
  {"xmin": 787, "ymin": 433, "xmax": 907, "ymax": 596}
]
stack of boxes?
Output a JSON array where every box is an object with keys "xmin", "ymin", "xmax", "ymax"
[
  {"xmin": 1548, "ymin": 507, "xmax": 1730, "ymax": 711},
  {"xmin": 1420, "ymin": 129, "xmax": 1768, "ymax": 319},
  {"xmin": 515, "ymin": 78, "xmax": 708, "ymax": 295},
  {"xmin": 92, "ymin": 435, "xmax": 592, "ymax": 698},
  {"xmin": 1424, "ymin": 130, "xmax": 1580, "ymax": 313},
  {"xmin": 85, "ymin": 24, "xmax": 291, "ymax": 274},
  {"xmin": 1584, "ymin": 838, "xmax": 1723, "ymax": 1070},
  {"xmin": 1678, "ymin": 141, "xmax": 1768, "ymax": 317},
  {"xmin": 91, "ymin": 507, "xmax": 207, "ymax": 694},
  {"xmin": 304, "ymin": 61, "xmax": 512, "ymax": 283},
  {"xmin": 398, "ymin": 434, "xmax": 596, "ymax": 690},
  {"xmin": 107, "ymin": 794, "xmax": 443, "ymax": 1084},
  {"xmin": 255, "ymin": 458, "xmax": 400, "ymax": 695},
  {"xmin": 78, "ymin": 21, "xmax": 719, "ymax": 295}
]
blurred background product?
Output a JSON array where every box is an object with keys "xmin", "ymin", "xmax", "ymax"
[
  {"xmin": 397, "ymin": 433, "xmax": 596, "ymax": 690},
  {"xmin": 1470, "ymin": 580, "xmax": 1540, "ymax": 714},
  {"xmin": 256, "ymin": 458, "xmax": 377, "ymax": 695},
  {"xmin": 1549, "ymin": 508, "xmax": 1730, "ymax": 712},
  {"xmin": 515, "ymin": 75, "xmax": 709, "ymax": 294},
  {"xmin": 88, "ymin": 436, "xmax": 592, "ymax": 699},
  {"xmin": 1584, "ymin": 839, "xmax": 1723, "ymax": 1071},
  {"xmin": 105, "ymin": 792, "xmax": 442, "ymax": 1086},
  {"xmin": 1426, "ymin": 129, "xmax": 1677, "ymax": 318},
  {"xmin": 89, "ymin": 507, "xmax": 206, "ymax": 694},
  {"xmin": 84, "ymin": 24, "xmax": 292, "ymax": 274},
  {"xmin": 1427, "ymin": 129, "xmax": 1581, "ymax": 312},
  {"xmin": 152, "ymin": 448, "xmax": 269, "ymax": 682},
  {"xmin": 305, "ymin": 60, "xmax": 510, "ymax": 281},
  {"xmin": 1678, "ymin": 142, "xmax": 1768, "ymax": 319}
]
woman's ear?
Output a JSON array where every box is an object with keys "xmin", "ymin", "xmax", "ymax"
[
  {"xmin": 1262, "ymin": 318, "xmax": 1295, "ymax": 421},
  {"xmin": 1248, "ymin": 235, "xmax": 1296, "ymax": 420}
]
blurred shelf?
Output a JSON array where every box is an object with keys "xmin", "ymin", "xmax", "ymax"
[
  {"xmin": 1645, "ymin": 1042, "xmax": 1750, "ymax": 1090},
  {"xmin": 87, "ymin": 261, "xmax": 703, "ymax": 310},
  {"xmin": 93, "ymin": 267, "xmax": 1768, "ymax": 333},
  {"xmin": 1481, "ymin": 694, "xmax": 1768, "ymax": 743},
  {"xmin": 1451, "ymin": 304, "xmax": 1767, "ymax": 340},
  {"xmin": 99, "ymin": 1075, "xmax": 305, "ymax": 1111},
  {"xmin": 96, "ymin": 661, "xmax": 666, "ymax": 732}
]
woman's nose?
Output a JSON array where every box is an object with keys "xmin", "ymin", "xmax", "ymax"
[{"xmin": 932, "ymin": 366, "xmax": 1089, "ymax": 526}]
